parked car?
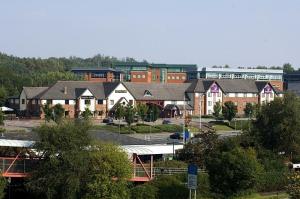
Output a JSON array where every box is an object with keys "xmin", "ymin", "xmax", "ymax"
[
  {"xmin": 103, "ymin": 117, "xmax": 113, "ymax": 124},
  {"xmin": 169, "ymin": 132, "xmax": 183, "ymax": 139},
  {"xmin": 162, "ymin": 119, "xmax": 172, "ymax": 124}
]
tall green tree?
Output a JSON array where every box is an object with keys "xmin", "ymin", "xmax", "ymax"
[
  {"xmin": 136, "ymin": 103, "xmax": 148, "ymax": 122},
  {"xmin": 81, "ymin": 107, "xmax": 93, "ymax": 120},
  {"xmin": 283, "ymin": 63, "xmax": 295, "ymax": 73},
  {"xmin": 244, "ymin": 103, "xmax": 256, "ymax": 118},
  {"xmin": 124, "ymin": 105, "xmax": 135, "ymax": 127},
  {"xmin": 0, "ymin": 87, "xmax": 7, "ymax": 107},
  {"xmin": 148, "ymin": 105, "xmax": 160, "ymax": 122},
  {"xmin": 115, "ymin": 104, "xmax": 125, "ymax": 134},
  {"xmin": 252, "ymin": 92, "xmax": 300, "ymax": 158},
  {"xmin": 0, "ymin": 111, "xmax": 4, "ymax": 125},
  {"xmin": 222, "ymin": 101, "xmax": 237, "ymax": 122},
  {"xmin": 0, "ymin": 176, "xmax": 6, "ymax": 199},
  {"xmin": 27, "ymin": 121, "xmax": 131, "ymax": 199},
  {"xmin": 52, "ymin": 104, "xmax": 65, "ymax": 123},
  {"xmin": 42, "ymin": 104, "xmax": 52, "ymax": 122},
  {"xmin": 213, "ymin": 101, "xmax": 222, "ymax": 118},
  {"xmin": 206, "ymin": 144, "xmax": 263, "ymax": 198}
]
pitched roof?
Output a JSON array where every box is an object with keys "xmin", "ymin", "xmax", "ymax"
[
  {"xmin": 123, "ymin": 82, "xmax": 191, "ymax": 101},
  {"xmin": 186, "ymin": 80, "xmax": 215, "ymax": 93},
  {"xmin": 23, "ymin": 87, "xmax": 49, "ymax": 99},
  {"xmin": 39, "ymin": 81, "xmax": 119, "ymax": 100}
]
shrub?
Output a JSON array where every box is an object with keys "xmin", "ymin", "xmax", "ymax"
[
  {"xmin": 130, "ymin": 183, "xmax": 158, "ymax": 199},
  {"xmin": 286, "ymin": 172, "xmax": 300, "ymax": 199},
  {"xmin": 151, "ymin": 175, "xmax": 189, "ymax": 199},
  {"xmin": 155, "ymin": 124, "xmax": 182, "ymax": 132},
  {"xmin": 154, "ymin": 160, "xmax": 187, "ymax": 168},
  {"xmin": 131, "ymin": 125, "xmax": 161, "ymax": 133},
  {"xmin": 0, "ymin": 111, "xmax": 4, "ymax": 125}
]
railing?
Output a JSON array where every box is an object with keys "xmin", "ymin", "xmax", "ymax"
[{"xmin": 0, "ymin": 157, "xmax": 38, "ymax": 177}]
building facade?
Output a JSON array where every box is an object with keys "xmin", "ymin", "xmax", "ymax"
[
  {"xmin": 71, "ymin": 68, "xmax": 123, "ymax": 82},
  {"xmin": 17, "ymin": 79, "xmax": 283, "ymax": 119},
  {"xmin": 187, "ymin": 67, "xmax": 284, "ymax": 91}
]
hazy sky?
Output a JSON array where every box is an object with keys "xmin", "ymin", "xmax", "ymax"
[{"xmin": 0, "ymin": 0, "xmax": 300, "ymax": 68}]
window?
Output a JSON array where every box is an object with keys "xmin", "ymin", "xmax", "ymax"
[
  {"xmin": 208, "ymin": 92, "xmax": 211, "ymax": 97},
  {"xmin": 32, "ymin": 100, "xmax": 35, "ymax": 104},
  {"xmin": 98, "ymin": 99, "xmax": 103, "ymax": 104},
  {"xmin": 168, "ymin": 76, "xmax": 170, "ymax": 79},
  {"xmin": 133, "ymin": 75, "xmax": 136, "ymax": 78},
  {"xmin": 22, "ymin": 99, "xmax": 25, "ymax": 104},
  {"xmin": 65, "ymin": 100, "xmax": 69, "ymax": 105},
  {"xmin": 234, "ymin": 73, "xmax": 242, "ymax": 79},
  {"xmin": 218, "ymin": 92, "xmax": 221, "ymax": 97},
  {"xmin": 15, "ymin": 99, "xmax": 19, "ymax": 104},
  {"xmin": 110, "ymin": 100, "xmax": 114, "ymax": 105},
  {"xmin": 129, "ymin": 100, "xmax": 133, "ymax": 105},
  {"xmin": 182, "ymin": 76, "xmax": 186, "ymax": 80},
  {"xmin": 172, "ymin": 76, "xmax": 175, "ymax": 79},
  {"xmin": 208, "ymin": 101, "xmax": 212, "ymax": 106},
  {"xmin": 137, "ymin": 75, "xmax": 141, "ymax": 78},
  {"xmin": 262, "ymin": 93, "xmax": 265, "ymax": 98},
  {"xmin": 46, "ymin": 99, "xmax": 52, "ymax": 105},
  {"xmin": 85, "ymin": 99, "xmax": 91, "ymax": 105},
  {"xmin": 142, "ymin": 75, "xmax": 145, "ymax": 78},
  {"xmin": 91, "ymin": 72, "xmax": 107, "ymax": 78},
  {"xmin": 234, "ymin": 102, "xmax": 238, "ymax": 106},
  {"xmin": 208, "ymin": 110, "xmax": 212, "ymax": 114},
  {"xmin": 65, "ymin": 111, "xmax": 69, "ymax": 117},
  {"xmin": 176, "ymin": 76, "xmax": 179, "ymax": 80}
]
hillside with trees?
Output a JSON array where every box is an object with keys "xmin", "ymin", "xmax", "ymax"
[{"xmin": 0, "ymin": 52, "xmax": 138, "ymax": 98}]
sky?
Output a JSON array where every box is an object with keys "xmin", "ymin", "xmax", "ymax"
[{"xmin": 0, "ymin": 0, "xmax": 300, "ymax": 68}]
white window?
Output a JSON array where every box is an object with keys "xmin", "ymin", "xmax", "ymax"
[
  {"xmin": 182, "ymin": 76, "xmax": 186, "ymax": 80},
  {"xmin": 137, "ymin": 75, "xmax": 141, "ymax": 78},
  {"xmin": 234, "ymin": 102, "xmax": 238, "ymax": 106},
  {"xmin": 208, "ymin": 92, "xmax": 211, "ymax": 97},
  {"xmin": 133, "ymin": 75, "xmax": 136, "ymax": 78},
  {"xmin": 208, "ymin": 110, "xmax": 212, "ymax": 114},
  {"xmin": 110, "ymin": 100, "xmax": 114, "ymax": 105},
  {"xmin": 208, "ymin": 101, "xmax": 212, "ymax": 106},
  {"xmin": 168, "ymin": 76, "xmax": 170, "ymax": 79},
  {"xmin": 218, "ymin": 92, "xmax": 221, "ymax": 97},
  {"xmin": 176, "ymin": 76, "xmax": 179, "ymax": 80},
  {"xmin": 172, "ymin": 76, "xmax": 175, "ymax": 79},
  {"xmin": 142, "ymin": 75, "xmax": 145, "ymax": 78}
]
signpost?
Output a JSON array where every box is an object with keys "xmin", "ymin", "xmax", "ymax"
[{"xmin": 188, "ymin": 164, "xmax": 198, "ymax": 199}]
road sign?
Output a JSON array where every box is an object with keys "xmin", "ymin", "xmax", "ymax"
[{"xmin": 188, "ymin": 164, "xmax": 198, "ymax": 189}]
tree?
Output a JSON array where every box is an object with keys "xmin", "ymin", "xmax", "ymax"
[
  {"xmin": 82, "ymin": 142, "xmax": 131, "ymax": 199},
  {"xmin": 42, "ymin": 104, "xmax": 52, "ymax": 122},
  {"xmin": 124, "ymin": 104, "xmax": 135, "ymax": 127},
  {"xmin": 244, "ymin": 103, "xmax": 255, "ymax": 118},
  {"xmin": 27, "ymin": 121, "xmax": 131, "ymax": 199},
  {"xmin": 205, "ymin": 144, "xmax": 263, "ymax": 197},
  {"xmin": 222, "ymin": 101, "xmax": 237, "ymax": 122},
  {"xmin": 130, "ymin": 183, "xmax": 158, "ymax": 199},
  {"xmin": 148, "ymin": 105, "xmax": 160, "ymax": 122},
  {"xmin": 178, "ymin": 130, "xmax": 218, "ymax": 167},
  {"xmin": 283, "ymin": 63, "xmax": 295, "ymax": 73},
  {"xmin": 115, "ymin": 104, "xmax": 125, "ymax": 135},
  {"xmin": 136, "ymin": 103, "xmax": 148, "ymax": 122},
  {"xmin": 0, "ymin": 87, "xmax": 7, "ymax": 107},
  {"xmin": 52, "ymin": 104, "xmax": 65, "ymax": 123},
  {"xmin": 286, "ymin": 172, "xmax": 300, "ymax": 199},
  {"xmin": 213, "ymin": 101, "xmax": 222, "ymax": 118},
  {"xmin": 252, "ymin": 92, "xmax": 300, "ymax": 158},
  {"xmin": 0, "ymin": 176, "xmax": 6, "ymax": 199},
  {"xmin": 81, "ymin": 107, "xmax": 93, "ymax": 120},
  {"xmin": 0, "ymin": 111, "xmax": 4, "ymax": 125}
]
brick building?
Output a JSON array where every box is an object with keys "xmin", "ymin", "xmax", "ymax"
[{"xmin": 71, "ymin": 68, "xmax": 123, "ymax": 82}]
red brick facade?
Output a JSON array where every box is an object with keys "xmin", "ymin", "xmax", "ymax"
[
  {"xmin": 166, "ymin": 72, "xmax": 187, "ymax": 83},
  {"xmin": 223, "ymin": 97, "xmax": 259, "ymax": 115}
]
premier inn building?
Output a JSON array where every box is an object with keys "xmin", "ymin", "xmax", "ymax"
[{"xmin": 17, "ymin": 79, "xmax": 283, "ymax": 119}]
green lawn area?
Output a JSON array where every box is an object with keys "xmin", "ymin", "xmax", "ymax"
[
  {"xmin": 212, "ymin": 124, "xmax": 234, "ymax": 131},
  {"xmin": 233, "ymin": 193, "xmax": 288, "ymax": 199}
]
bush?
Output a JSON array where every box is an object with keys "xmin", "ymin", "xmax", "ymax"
[
  {"xmin": 206, "ymin": 147, "xmax": 263, "ymax": 198},
  {"xmin": 131, "ymin": 125, "xmax": 161, "ymax": 133},
  {"xmin": 154, "ymin": 160, "xmax": 187, "ymax": 168},
  {"xmin": 155, "ymin": 124, "xmax": 182, "ymax": 132},
  {"xmin": 151, "ymin": 175, "xmax": 189, "ymax": 199},
  {"xmin": 130, "ymin": 183, "xmax": 158, "ymax": 199},
  {"xmin": 0, "ymin": 111, "xmax": 3, "ymax": 125},
  {"xmin": 286, "ymin": 172, "xmax": 300, "ymax": 199}
]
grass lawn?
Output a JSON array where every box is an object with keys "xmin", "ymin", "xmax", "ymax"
[
  {"xmin": 233, "ymin": 193, "xmax": 288, "ymax": 199},
  {"xmin": 212, "ymin": 124, "xmax": 234, "ymax": 131}
]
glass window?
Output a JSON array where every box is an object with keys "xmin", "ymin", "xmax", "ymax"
[
  {"xmin": 65, "ymin": 100, "xmax": 69, "ymax": 105},
  {"xmin": 234, "ymin": 73, "xmax": 242, "ymax": 79},
  {"xmin": 129, "ymin": 100, "xmax": 133, "ymax": 105},
  {"xmin": 22, "ymin": 99, "xmax": 25, "ymax": 104},
  {"xmin": 91, "ymin": 72, "xmax": 107, "ymax": 78},
  {"xmin": 133, "ymin": 75, "xmax": 136, "ymax": 78},
  {"xmin": 182, "ymin": 76, "xmax": 186, "ymax": 80},
  {"xmin": 110, "ymin": 100, "xmax": 114, "ymax": 105},
  {"xmin": 98, "ymin": 99, "xmax": 103, "ymax": 104},
  {"xmin": 142, "ymin": 75, "xmax": 145, "ymax": 78},
  {"xmin": 208, "ymin": 101, "xmax": 212, "ymax": 106},
  {"xmin": 208, "ymin": 92, "xmax": 211, "ymax": 97},
  {"xmin": 176, "ymin": 76, "xmax": 179, "ymax": 80},
  {"xmin": 47, "ymin": 99, "xmax": 52, "ymax": 105},
  {"xmin": 32, "ymin": 100, "xmax": 35, "ymax": 104},
  {"xmin": 15, "ymin": 99, "xmax": 19, "ymax": 104},
  {"xmin": 85, "ymin": 100, "xmax": 91, "ymax": 105},
  {"xmin": 168, "ymin": 76, "xmax": 170, "ymax": 79},
  {"xmin": 137, "ymin": 75, "xmax": 141, "ymax": 78}
]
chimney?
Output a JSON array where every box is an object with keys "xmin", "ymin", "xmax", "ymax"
[{"xmin": 64, "ymin": 86, "xmax": 67, "ymax": 95}]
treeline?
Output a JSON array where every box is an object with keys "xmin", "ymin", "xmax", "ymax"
[{"xmin": 0, "ymin": 52, "xmax": 138, "ymax": 101}]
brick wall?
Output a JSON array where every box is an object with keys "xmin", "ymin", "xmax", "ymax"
[
  {"xmin": 193, "ymin": 94, "xmax": 205, "ymax": 116},
  {"xmin": 167, "ymin": 72, "xmax": 187, "ymax": 83},
  {"xmin": 130, "ymin": 71, "xmax": 150, "ymax": 83},
  {"xmin": 223, "ymin": 97, "xmax": 258, "ymax": 115}
]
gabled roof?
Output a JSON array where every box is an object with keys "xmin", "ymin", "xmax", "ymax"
[
  {"xmin": 123, "ymin": 82, "xmax": 191, "ymax": 101},
  {"xmin": 40, "ymin": 81, "xmax": 119, "ymax": 100},
  {"xmin": 23, "ymin": 87, "xmax": 49, "ymax": 99},
  {"xmin": 186, "ymin": 80, "xmax": 221, "ymax": 93}
]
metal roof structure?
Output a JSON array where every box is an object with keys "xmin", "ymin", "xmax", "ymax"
[
  {"xmin": 121, "ymin": 144, "xmax": 184, "ymax": 155},
  {"xmin": 0, "ymin": 139, "xmax": 35, "ymax": 148}
]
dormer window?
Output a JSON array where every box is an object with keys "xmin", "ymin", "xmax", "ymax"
[{"xmin": 144, "ymin": 90, "xmax": 152, "ymax": 97}]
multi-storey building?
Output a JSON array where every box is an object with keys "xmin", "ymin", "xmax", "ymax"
[
  {"xmin": 285, "ymin": 71, "xmax": 300, "ymax": 96},
  {"xmin": 71, "ymin": 68, "xmax": 123, "ymax": 82},
  {"xmin": 187, "ymin": 67, "xmax": 284, "ymax": 90},
  {"xmin": 113, "ymin": 62, "xmax": 197, "ymax": 83},
  {"xmin": 17, "ymin": 79, "xmax": 283, "ymax": 119}
]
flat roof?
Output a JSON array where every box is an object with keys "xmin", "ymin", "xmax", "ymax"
[
  {"xmin": 121, "ymin": 144, "xmax": 184, "ymax": 155},
  {"xmin": 202, "ymin": 67, "xmax": 283, "ymax": 74},
  {"xmin": 0, "ymin": 139, "xmax": 35, "ymax": 148},
  {"xmin": 71, "ymin": 67, "xmax": 123, "ymax": 73}
]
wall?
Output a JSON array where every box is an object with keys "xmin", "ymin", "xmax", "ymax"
[
  {"xmin": 107, "ymin": 83, "xmax": 135, "ymax": 110},
  {"xmin": 166, "ymin": 72, "xmax": 187, "ymax": 83},
  {"xmin": 223, "ymin": 95, "xmax": 258, "ymax": 115},
  {"xmin": 78, "ymin": 89, "xmax": 96, "ymax": 112},
  {"xmin": 130, "ymin": 71, "xmax": 150, "ymax": 83},
  {"xmin": 19, "ymin": 90, "xmax": 27, "ymax": 111},
  {"xmin": 205, "ymin": 84, "xmax": 223, "ymax": 115}
]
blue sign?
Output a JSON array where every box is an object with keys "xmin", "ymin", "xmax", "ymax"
[
  {"xmin": 184, "ymin": 130, "xmax": 190, "ymax": 140},
  {"xmin": 188, "ymin": 164, "xmax": 198, "ymax": 175}
]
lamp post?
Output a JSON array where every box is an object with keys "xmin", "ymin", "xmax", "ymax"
[{"xmin": 199, "ymin": 94, "xmax": 202, "ymax": 131}]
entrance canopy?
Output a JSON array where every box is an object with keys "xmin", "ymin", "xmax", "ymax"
[{"xmin": 0, "ymin": 106, "xmax": 14, "ymax": 112}]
